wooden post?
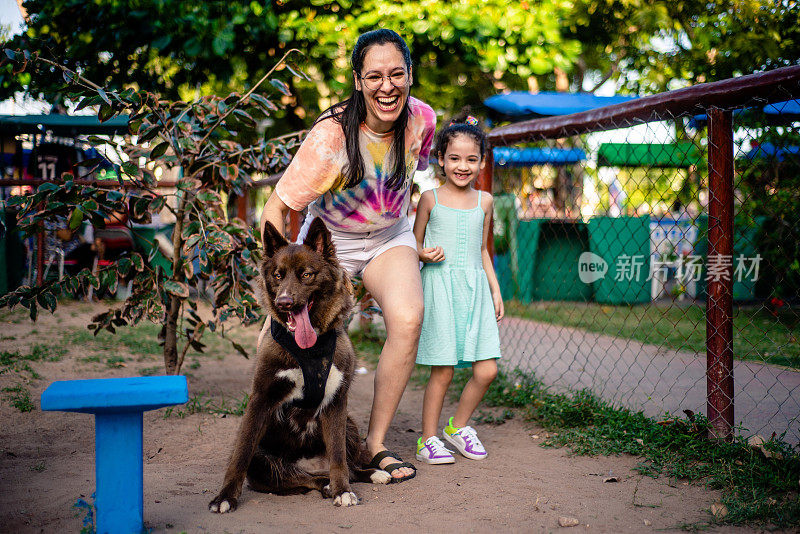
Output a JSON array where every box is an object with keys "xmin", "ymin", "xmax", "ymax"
[
  {"xmin": 706, "ymin": 107, "xmax": 735, "ymax": 441},
  {"xmin": 475, "ymin": 143, "xmax": 494, "ymax": 258},
  {"xmin": 289, "ymin": 210, "xmax": 301, "ymax": 241},
  {"xmin": 236, "ymin": 192, "xmax": 248, "ymax": 225}
]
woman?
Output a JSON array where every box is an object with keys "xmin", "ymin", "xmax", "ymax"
[{"xmin": 260, "ymin": 29, "xmax": 436, "ymax": 482}]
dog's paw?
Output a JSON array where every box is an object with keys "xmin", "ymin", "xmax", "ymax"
[
  {"xmin": 208, "ymin": 495, "xmax": 237, "ymax": 514},
  {"xmin": 369, "ymin": 469, "xmax": 392, "ymax": 485},
  {"xmin": 322, "ymin": 484, "xmax": 333, "ymax": 499},
  {"xmin": 333, "ymin": 491, "xmax": 359, "ymax": 507}
]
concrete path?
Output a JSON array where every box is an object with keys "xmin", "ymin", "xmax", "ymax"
[{"xmin": 499, "ymin": 317, "xmax": 800, "ymax": 443}]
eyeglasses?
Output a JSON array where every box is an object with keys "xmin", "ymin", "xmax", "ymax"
[{"xmin": 359, "ymin": 71, "xmax": 408, "ymax": 91}]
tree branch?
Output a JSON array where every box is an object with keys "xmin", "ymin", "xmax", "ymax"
[{"xmin": 197, "ymin": 48, "xmax": 301, "ymax": 149}]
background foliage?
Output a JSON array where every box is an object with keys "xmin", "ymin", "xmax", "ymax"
[
  {"xmin": 0, "ymin": 48, "xmax": 304, "ymax": 374},
  {"xmin": 2, "ymin": 0, "xmax": 797, "ymax": 131}
]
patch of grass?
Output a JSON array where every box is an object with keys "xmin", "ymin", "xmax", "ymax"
[
  {"xmin": 79, "ymin": 354, "xmax": 102, "ymax": 364},
  {"xmin": 452, "ymin": 368, "xmax": 800, "ymax": 528},
  {"xmin": 349, "ymin": 324, "xmax": 384, "ymax": 365},
  {"xmin": 163, "ymin": 392, "xmax": 250, "ymax": 418},
  {"xmin": 472, "ymin": 408, "xmax": 515, "ymax": 425},
  {"xmin": 3, "ymin": 384, "xmax": 35, "ymax": 412},
  {"xmin": 140, "ymin": 366, "xmax": 162, "ymax": 376},
  {"xmin": 0, "ymin": 344, "xmax": 65, "ymax": 367},
  {"xmin": 0, "ymin": 344, "xmax": 63, "ymax": 382},
  {"xmin": 30, "ymin": 461, "xmax": 46, "ymax": 472},
  {"xmin": 66, "ymin": 323, "xmax": 163, "ymax": 356},
  {"xmin": 105, "ymin": 355, "xmax": 127, "ymax": 368},
  {"xmin": 505, "ymin": 301, "xmax": 800, "ymax": 368}
]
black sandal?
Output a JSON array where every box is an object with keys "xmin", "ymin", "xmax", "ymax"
[{"xmin": 368, "ymin": 450, "xmax": 417, "ymax": 483}]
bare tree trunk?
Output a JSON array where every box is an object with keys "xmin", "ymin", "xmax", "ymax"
[
  {"xmin": 163, "ymin": 296, "xmax": 181, "ymax": 375},
  {"xmin": 163, "ymin": 187, "xmax": 188, "ymax": 375}
]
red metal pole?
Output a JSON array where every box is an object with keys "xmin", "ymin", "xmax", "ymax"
[
  {"xmin": 475, "ymin": 143, "xmax": 494, "ymax": 258},
  {"xmin": 706, "ymin": 107, "xmax": 735, "ymax": 441}
]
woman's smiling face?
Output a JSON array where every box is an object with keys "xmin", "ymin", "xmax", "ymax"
[{"xmin": 355, "ymin": 43, "xmax": 412, "ymax": 134}]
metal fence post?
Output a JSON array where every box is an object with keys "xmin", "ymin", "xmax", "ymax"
[
  {"xmin": 706, "ymin": 107, "xmax": 735, "ymax": 440},
  {"xmin": 476, "ymin": 142, "xmax": 494, "ymax": 258}
]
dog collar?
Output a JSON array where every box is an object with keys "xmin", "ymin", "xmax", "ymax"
[{"xmin": 270, "ymin": 318, "xmax": 337, "ymax": 410}]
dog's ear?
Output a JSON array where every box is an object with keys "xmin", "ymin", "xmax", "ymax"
[
  {"xmin": 303, "ymin": 217, "xmax": 336, "ymax": 258},
  {"xmin": 262, "ymin": 221, "xmax": 289, "ymax": 258}
]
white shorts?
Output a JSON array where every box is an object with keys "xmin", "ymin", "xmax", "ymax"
[{"xmin": 298, "ymin": 217, "xmax": 417, "ymax": 276}]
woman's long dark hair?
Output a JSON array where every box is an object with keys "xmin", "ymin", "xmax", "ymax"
[{"xmin": 315, "ymin": 29, "xmax": 412, "ymax": 191}]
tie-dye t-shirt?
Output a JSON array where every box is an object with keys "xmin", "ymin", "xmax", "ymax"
[{"xmin": 275, "ymin": 96, "xmax": 436, "ymax": 233}]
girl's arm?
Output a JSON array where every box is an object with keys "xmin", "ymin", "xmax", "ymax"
[
  {"xmin": 413, "ymin": 190, "xmax": 444, "ymax": 263},
  {"xmin": 480, "ymin": 192, "xmax": 504, "ymax": 320}
]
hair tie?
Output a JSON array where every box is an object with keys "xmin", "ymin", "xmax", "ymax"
[{"xmin": 465, "ymin": 115, "xmax": 479, "ymax": 127}]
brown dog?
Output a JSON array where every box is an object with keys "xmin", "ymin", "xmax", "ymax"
[{"xmin": 208, "ymin": 217, "xmax": 391, "ymax": 512}]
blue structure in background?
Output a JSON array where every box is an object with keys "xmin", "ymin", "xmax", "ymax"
[
  {"xmin": 493, "ymin": 146, "xmax": 586, "ymax": 166},
  {"xmin": 744, "ymin": 142, "xmax": 800, "ymax": 162},
  {"xmin": 484, "ymin": 91, "xmax": 639, "ymax": 121},
  {"xmin": 41, "ymin": 376, "xmax": 188, "ymax": 534},
  {"xmin": 688, "ymin": 99, "xmax": 800, "ymax": 128}
]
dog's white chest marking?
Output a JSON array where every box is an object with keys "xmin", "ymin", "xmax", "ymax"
[
  {"xmin": 276, "ymin": 368, "xmax": 304, "ymax": 403},
  {"xmin": 276, "ymin": 365, "xmax": 344, "ymax": 409}
]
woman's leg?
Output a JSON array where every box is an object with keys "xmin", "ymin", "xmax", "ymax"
[
  {"xmin": 361, "ymin": 245, "xmax": 422, "ymax": 479},
  {"xmin": 421, "ymin": 366, "xmax": 454, "ymax": 439},
  {"xmin": 452, "ymin": 359, "xmax": 498, "ymax": 428}
]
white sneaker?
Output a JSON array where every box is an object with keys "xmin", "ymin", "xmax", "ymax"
[
  {"xmin": 442, "ymin": 417, "xmax": 487, "ymax": 460},
  {"xmin": 415, "ymin": 436, "xmax": 456, "ymax": 464}
]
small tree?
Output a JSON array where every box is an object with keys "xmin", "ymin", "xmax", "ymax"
[{"xmin": 0, "ymin": 48, "xmax": 306, "ymax": 375}]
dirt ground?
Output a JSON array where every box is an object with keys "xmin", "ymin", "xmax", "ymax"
[{"xmin": 0, "ymin": 301, "xmax": 767, "ymax": 533}]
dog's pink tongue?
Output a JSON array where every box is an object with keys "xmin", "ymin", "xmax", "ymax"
[{"xmin": 292, "ymin": 305, "xmax": 317, "ymax": 349}]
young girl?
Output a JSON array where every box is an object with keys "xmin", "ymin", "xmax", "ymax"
[{"xmin": 412, "ymin": 116, "xmax": 503, "ymax": 464}]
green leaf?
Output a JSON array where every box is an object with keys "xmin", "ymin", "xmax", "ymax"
[
  {"xmin": 150, "ymin": 141, "xmax": 170, "ymax": 159},
  {"xmin": 117, "ymin": 257, "xmax": 132, "ymax": 276},
  {"xmin": 97, "ymin": 88, "xmax": 111, "ymax": 105},
  {"xmin": 230, "ymin": 340, "xmax": 249, "ymax": 359},
  {"xmin": 68, "ymin": 208, "xmax": 84, "ymax": 230},
  {"xmin": 81, "ymin": 199, "xmax": 99, "ymax": 212},
  {"xmin": 86, "ymin": 135, "xmax": 110, "ymax": 146},
  {"xmin": 37, "ymin": 182, "xmax": 59, "ymax": 193},
  {"xmin": 152, "ymin": 35, "xmax": 171, "ymax": 50},
  {"xmin": 164, "ymin": 280, "xmax": 190, "ymax": 298},
  {"xmin": 148, "ymin": 196, "xmax": 166, "ymax": 212},
  {"xmin": 130, "ymin": 252, "xmax": 144, "ymax": 272},
  {"xmin": 122, "ymin": 161, "xmax": 139, "ymax": 176},
  {"xmin": 128, "ymin": 119, "xmax": 143, "ymax": 135},
  {"xmin": 98, "ymin": 104, "xmax": 115, "ymax": 122},
  {"xmin": 196, "ymin": 190, "xmax": 221, "ymax": 203},
  {"xmin": 138, "ymin": 125, "xmax": 161, "ymax": 143},
  {"xmin": 269, "ymin": 79, "xmax": 291, "ymax": 96}
]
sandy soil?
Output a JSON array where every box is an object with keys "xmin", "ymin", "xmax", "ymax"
[{"xmin": 0, "ymin": 301, "xmax": 766, "ymax": 533}]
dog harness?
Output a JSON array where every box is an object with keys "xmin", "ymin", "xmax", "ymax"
[{"xmin": 270, "ymin": 319, "xmax": 337, "ymax": 410}]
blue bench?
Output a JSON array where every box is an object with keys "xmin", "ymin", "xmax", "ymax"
[{"xmin": 41, "ymin": 376, "xmax": 188, "ymax": 534}]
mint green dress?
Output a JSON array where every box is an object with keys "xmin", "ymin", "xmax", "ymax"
[{"xmin": 416, "ymin": 189, "xmax": 502, "ymax": 368}]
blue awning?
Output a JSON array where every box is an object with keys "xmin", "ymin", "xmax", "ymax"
[
  {"xmin": 689, "ymin": 99, "xmax": 800, "ymax": 128},
  {"xmin": 493, "ymin": 146, "xmax": 585, "ymax": 166},
  {"xmin": 0, "ymin": 114, "xmax": 129, "ymax": 136},
  {"xmin": 745, "ymin": 142, "xmax": 800, "ymax": 162},
  {"xmin": 484, "ymin": 91, "xmax": 639, "ymax": 120}
]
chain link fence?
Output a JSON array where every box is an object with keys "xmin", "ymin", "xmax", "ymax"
[{"xmin": 484, "ymin": 66, "xmax": 800, "ymax": 443}]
